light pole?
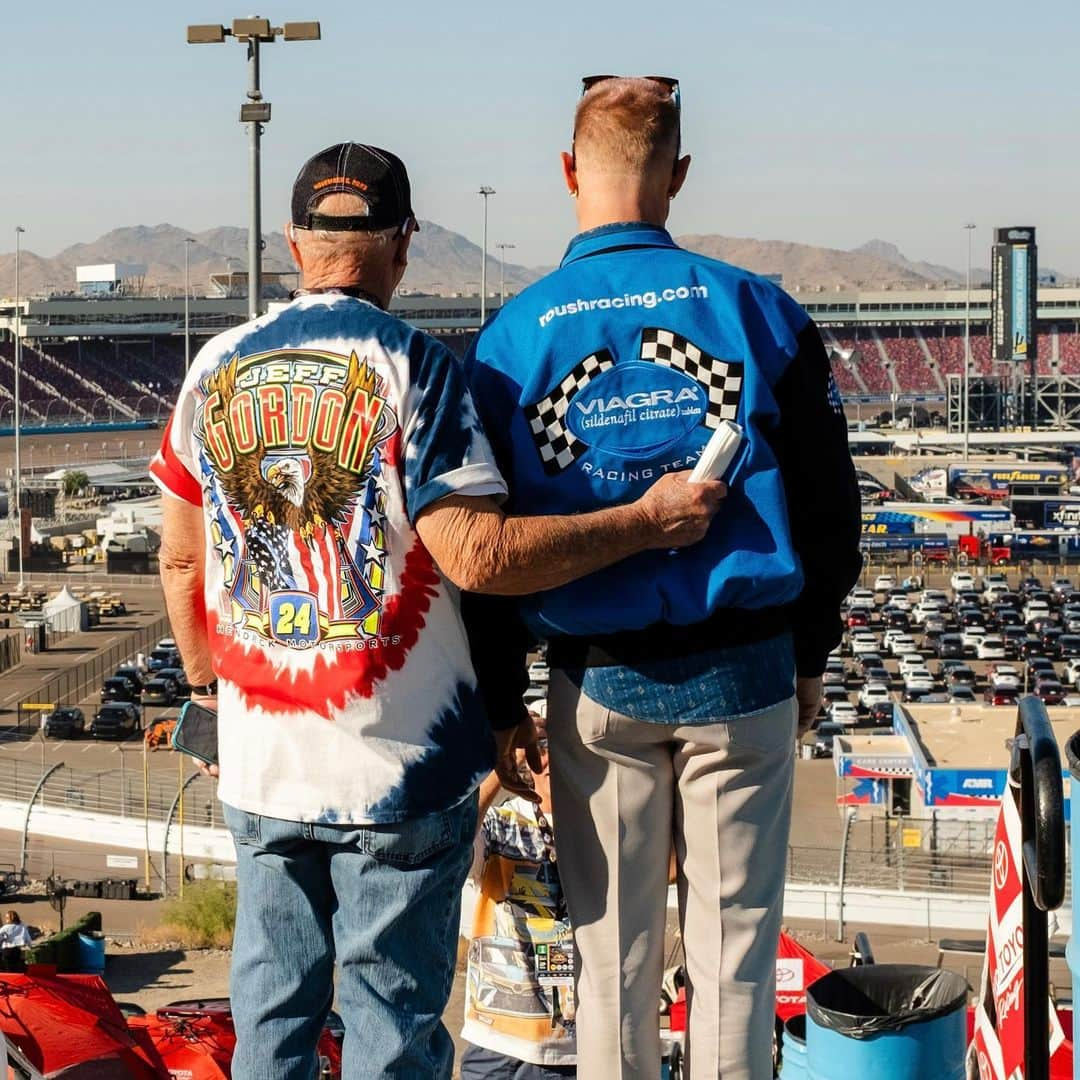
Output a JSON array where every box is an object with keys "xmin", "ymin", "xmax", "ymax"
[
  {"xmin": 496, "ymin": 242, "xmax": 515, "ymax": 304},
  {"xmin": 478, "ymin": 186, "xmax": 495, "ymax": 323},
  {"xmin": 187, "ymin": 17, "xmax": 321, "ymax": 321},
  {"xmin": 963, "ymin": 223, "xmax": 976, "ymax": 458},
  {"xmin": 13, "ymin": 225, "xmax": 25, "ymax": 588},
  {"xmin": 183, "ymin": 237, "xmax": 195, "ymax": 372}
]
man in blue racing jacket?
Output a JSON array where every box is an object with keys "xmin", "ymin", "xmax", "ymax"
[{"xmin": 463, "ymin": 77, "xmax": 862, "ymax": 1079}]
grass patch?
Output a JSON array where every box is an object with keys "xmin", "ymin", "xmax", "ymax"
[{"xmin": 160, "ymin": 882, "xmax": 237, "ymax": 948}]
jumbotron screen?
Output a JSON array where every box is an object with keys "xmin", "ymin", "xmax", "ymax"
[{"xmin": 991, "ymin": 225, "xmax": 1038, "ymax": 362}]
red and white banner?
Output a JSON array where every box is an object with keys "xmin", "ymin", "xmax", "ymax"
[
  {"xmin": 968, "ymin": 774, "xmax": 1067, "ymax": 1079},
  {"xmin": 776, "ymin": 931, "xmax": 831, "ymax": 1023}
]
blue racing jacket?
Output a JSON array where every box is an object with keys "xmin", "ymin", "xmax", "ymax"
[{"xmin": 463, "ymin": 223, "xmax": 861, "ymax": 718}]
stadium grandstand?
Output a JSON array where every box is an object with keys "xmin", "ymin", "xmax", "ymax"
[{"xmin": 0, "ymin": 284, "xmax": 1079, "ymax": 426}]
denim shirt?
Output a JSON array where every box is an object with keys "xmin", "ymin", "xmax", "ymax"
[{"xmin": 569, "ymin": 632, "xmax": 795, "ymax": 724}]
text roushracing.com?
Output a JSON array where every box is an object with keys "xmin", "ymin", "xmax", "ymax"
[{"xmin": 538, "ymin": 284, "xmax": 709, "ymax": 327}]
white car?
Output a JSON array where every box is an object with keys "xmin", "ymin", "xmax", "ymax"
[
  {"xmin": 527, "ymin": 662, "xmax": 550, "ymax": 685},
  {"xmin": 859, "ymin": 683, "xmax": 891, "ymax": 709},
  {"xmin": 885, "ymin": 590, "xmax": 912, "ymax": 612},
  {"xmin": 991, "ymin": 672, "xmax": 1021, "ymax": 691},
  {"xmin": 873, "ymin": 575, "xmax": 896, "ymax": 593},
  {"xmin": 904, "ymin": 672, "xmax": 935, "ymax": 694},
  {"xmin": 882, "ymin": 628, "xmax": 908, "ymax": 652},
  {"xmin": 1065, "ymin": 658, "xmax": 1080, "ymax": 687},
  {"xmin": 961, "ymin": 626, "xmax": 987, "ymax": 650},
  {"xmin": 848, "ymin": 588, "xmax": 876, "ymax": 609},
  {"xmin": 828, "ymin": 701, "xmax": 859, "ymax": 726},
  {"xmin": 984, "ymin": 575, "xmax": 1011, "ymax": 602},
  {"xmin": 851, "ymin": 633, "xmax": 879, "ymax": 656},
  {"xmin": 898, "ymin": 653, "xmax": 925, "ymax": 677},
  {"xmin": 912, "ymin": 600, "xmax": 946, "ymax": 624},
  {"xmin": 888, "ymin": 634, "xmax": 918, "ymax": 657},
  {"xmin": 950, "ymin": 571, "xmax": 977, "ymax": 593},
  {"xmin": 977, "ymin": 636, "xmax": 1006, "ymax": 660},
  {"xmin": 1024, "ymin": 601, "xmax": 1051, "ymax": 624}
]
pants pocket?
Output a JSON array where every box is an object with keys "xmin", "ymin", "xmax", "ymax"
[
  {"xmin": 222, "ymin": 803, "xmax": 261, "ymax": 845},
  {"xmin": 726, "ymin": 696, "xmax": 798, "ymax": 753},
  {"xmin": 361, "ymin": 801, "xmax": 470, "ymax": 867}
]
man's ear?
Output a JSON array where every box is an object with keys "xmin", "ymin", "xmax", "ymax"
[
  {"xmin": 669, "ymin": 154, "xmax": 691, "ymax": 199},
  {"xmin": 285, "ymin": 223, "xmax": 303, "ymax": 270},
  {"xmin": 394, "ymin": 221, "xmax": 414, "ymax": 271},
  {"xmin": 560, "ymin": 150, "xmax": 578, "ymax": 196}
]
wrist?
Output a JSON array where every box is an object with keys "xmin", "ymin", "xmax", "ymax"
[{"xmin": 624, "ymin": 500, "xmax": 658, "ymax": 550}]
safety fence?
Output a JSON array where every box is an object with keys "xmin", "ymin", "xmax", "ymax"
[{"xmin": 11, "ymin": 614, "xmax": 171, "ymax": 728}]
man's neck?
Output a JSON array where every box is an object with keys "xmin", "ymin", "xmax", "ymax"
[
  {"xmin": 573, "ymin": 188, "xmax": 670, "ymax": 235},
  {"xmin": 301, "ymin": 266, "xmax": 391, "ymax": 308}
]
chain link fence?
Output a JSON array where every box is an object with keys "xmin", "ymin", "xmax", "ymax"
[{"xmin": 11, "ymin": 615, "xmax": 171, "ymax": 729}]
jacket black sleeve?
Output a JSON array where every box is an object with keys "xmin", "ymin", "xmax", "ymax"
[
  {"xmin": 460, "ymin": 580, "xmax": 534, "ymax": 733},
  {"xmin": 772, "ymin": 320, "xmax": 862, "ymax": 676}
]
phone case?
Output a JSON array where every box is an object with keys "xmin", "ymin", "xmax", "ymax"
[{"xmin": 171, "ymin": 701, "xmax": 219, "ymax": 766}]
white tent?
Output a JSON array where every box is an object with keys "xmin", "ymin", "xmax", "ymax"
[{"xmin": 42, "ymin": 586, "xmax": 87, "ymax": 634}]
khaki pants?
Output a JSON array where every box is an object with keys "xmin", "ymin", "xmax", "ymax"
[{"xmin": 547, "ymin": 671, "xmax": 796, "ymax": 1080}]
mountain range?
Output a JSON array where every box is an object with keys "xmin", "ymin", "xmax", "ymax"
[{"xmin": 0, "ymin": 223, "xmax": 1062, "ymax": 299}]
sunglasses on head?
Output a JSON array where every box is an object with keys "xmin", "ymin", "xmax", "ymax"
[{"xmin": 576, "ymin": 75, "xmax": 682, "ymax": 157}]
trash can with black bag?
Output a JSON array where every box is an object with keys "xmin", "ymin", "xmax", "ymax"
[{"xmin": 805, "ymin": 964, "xmax": 968, "ymax": 1079}]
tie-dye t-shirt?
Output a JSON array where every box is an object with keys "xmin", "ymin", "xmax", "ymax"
[{"xmin": 151, "ymin": 292, "xmax": 506, "ymax": 824}]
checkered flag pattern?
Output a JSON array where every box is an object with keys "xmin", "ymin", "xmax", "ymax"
[
  {"xmin": 641, "ymin": 329, "xmax": 743, "ymax": 429},
  {"xmin": 524, "ymin": 349, "xmax": 615, "ymax": 474}
]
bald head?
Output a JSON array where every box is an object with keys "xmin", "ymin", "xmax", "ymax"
[{"xmin": 573, "ymin": 77, "xmax": 680, "ymax": 178}]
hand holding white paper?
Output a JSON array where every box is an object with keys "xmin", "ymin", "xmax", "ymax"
[{"xmin": 688, "ymin": 420, "xmax": 743, "ymax": 484}]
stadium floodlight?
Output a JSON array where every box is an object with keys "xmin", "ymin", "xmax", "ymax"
[
  {"xmin": 186, "ymin": 16, "xmax": 321, "ymax": 320},
  {"xmin": 963, "ymin": 223, "xmax": 976, "ymax": 460},
  {"xmin": 496, "ymin": 242, "xmax": 515, "ymax": 303},
  {"xmin": 232, "ymin": 18, "xmax": 274, "ymax": 40},
  {"xmin": 478, "ymin": 187, "xmax": 495, "ymax": 323},
  {"xmin": 187, "ymin": 24, "xmax": 227, "ymax": 43},
  {"xmin": 13, "ymin": 226, "xmax": 24, "ymax": 588},
  {"xmin": 184, "ymin": 237, "xmax": 196, "ymax": 374},
  {"xmin": 283, "ymin": 21, "xmax": 321, "ymax": 40}
]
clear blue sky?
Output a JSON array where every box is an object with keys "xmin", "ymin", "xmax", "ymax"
[{"xmin": 3, "ymin": 0, "xmax": 1077, "ymax": 272}]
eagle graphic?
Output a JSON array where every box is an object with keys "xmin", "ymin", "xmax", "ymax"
[{"xmin": 203, "ymin": 351, "xmax": 395, "ymax": 597}]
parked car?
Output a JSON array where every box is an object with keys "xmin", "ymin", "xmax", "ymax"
[
  {"xmin": 866, "ymin": 701, "xmax": 895, "ymax": 727},
  {"xmin": 148, "ymin": 648, "xmax": 181, "ymax": 673},
  {"xmin": 935, "ymin": 634, "xmax": 964, "ymax": 659},
  {"xmin": 885, "ymin": 590, "xmax": 911, "ymax": 612},
  {"xmin": 1059, "ymin": 635, "xmax": 1080, "ymax": 659},
  {"xmin": 858, "ymin": 683, "xmax": 891, "ymax": 710},
  {"xmin": 113, "ymin": 665, "xmax": 146, "ymax": 689},
  {"xmin": 863, "ymin": 665, "xmax": 891, "ymax": 686},
  {"xmin": 43, "ymin": 707, "xmax": 85, "ymax": 738},
  {"xmin": 950, "ymin": 571, "xmax": 977, "ymax": 593},
  {"xmin": 977, "ymin": 636, "xmax": 1006, "ymax": 660},
  {"xmin": 985, "ymin": 686, "xmax": 1020, "ymax": 706},
  {"xmin": 1035, "ymin": 680, "xmax": 1066, "ymax": 706},
  {"xmin": 156, "ymin": 667, "xmax": 192, "ymax": 699},
  {"xmin": 822, "ymin": 660, "xmax": 847, "ymax": 687},
  {"xmin": 1064, "ymin": 658, "xmax": 1080, "ymax": 687},
  {"xmin": 873, "ymin": 575, "xmax": 896, "ymax": 592},
  {"xmin": 960, "ymin": 626, "xmax": 987, "ymax": 654},
  {"xmin": 846, "ymin": 608, "xmax": 871, "ymax": 629},
  {"xmin": 883, "ymin": 609, "xmax": 910, "ymax": 630},
  {"xmin": 101, "ymin": 677, "xmax": 138, "ymax": 704},
  {"xmin": 858, "ymin": 654, "xmax": 885, "ymax": 676},
  {"xmin": 91, "ymin": 703, "xmax": 140, "ymax": 739},
  {"xmin": 527, "ymin": 662, "xmax": 550, "ymax": 685},
  {"xmin": 813, "ymin": 721, "xmax": 846, "ymax": 758},
  {"xmin": 898, "ymin": 654, "xmax": 925, "ymax": 678},
  {"xmin": 140, "ymin": 679, "xmax": 175, "ymax": 707},
  {"xmin": 828, "ymin": 701, "xmax": 859, "ymax": 726},
  {"xmin": 888, "ymin": 634, "xmax": 918, "ymax": 658},
  {"xmin": 949, "ymin": 686, "xmax": 977, "ymax": 705},
  {"xmin": 946, "ymin": 665, "xmax": 977, "ymax": 687},
  {"xmin": 851, "ymin": 633, "xmax": 879, "ymax": 657}
]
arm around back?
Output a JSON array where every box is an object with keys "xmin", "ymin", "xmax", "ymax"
[{"xmin": 414, "ymin": 472, "xmax": 726, "ymax": 596}]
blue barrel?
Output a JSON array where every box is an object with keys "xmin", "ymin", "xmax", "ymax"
[
  {"xmin": 781, "ymin": 1014, "xmax": 807, "ymax": 1079},
  {"xmin": 1065, "ymin": 731, "xmax": 1080, "ymax": 1063},
  {"xmin": 805, "ymin": 965, "xmax": 967, "ymax": 1080},
  {"xmin": 76, "ymin": 931, "xmax": 105, "ymax": 975}
]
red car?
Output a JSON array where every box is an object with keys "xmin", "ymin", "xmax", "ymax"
[{"xmin": 847, "ymin": 609, "xmax": 870, "ymax": 628}]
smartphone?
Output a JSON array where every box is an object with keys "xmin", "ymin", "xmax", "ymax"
[{"xmin": 171, "ymin": 701, "xmax": 219, "ymax": 766}]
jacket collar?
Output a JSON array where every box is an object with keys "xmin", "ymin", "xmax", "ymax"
[{"xmin": 560, "ymin": 222, "xmax": 677, "ymax": 267}]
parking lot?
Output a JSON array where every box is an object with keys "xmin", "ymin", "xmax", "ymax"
[{"xmin": 815, "ymin": 563, "xmax": 1080, "ymax": 756}]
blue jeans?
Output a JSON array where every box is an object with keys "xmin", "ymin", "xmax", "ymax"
[{"xmin": 223, "ymin": 795, "xmax": 478, "ymax": 1080}]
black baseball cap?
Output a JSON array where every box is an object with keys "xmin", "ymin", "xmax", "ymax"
[{"xmin": 291, "ymin": 143, "xmax": 417, "ymax": 232}]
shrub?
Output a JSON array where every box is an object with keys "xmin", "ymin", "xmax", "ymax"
[{"xmin": 161, "ymin": 883, "xmax": 237, "ymax": 948}]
